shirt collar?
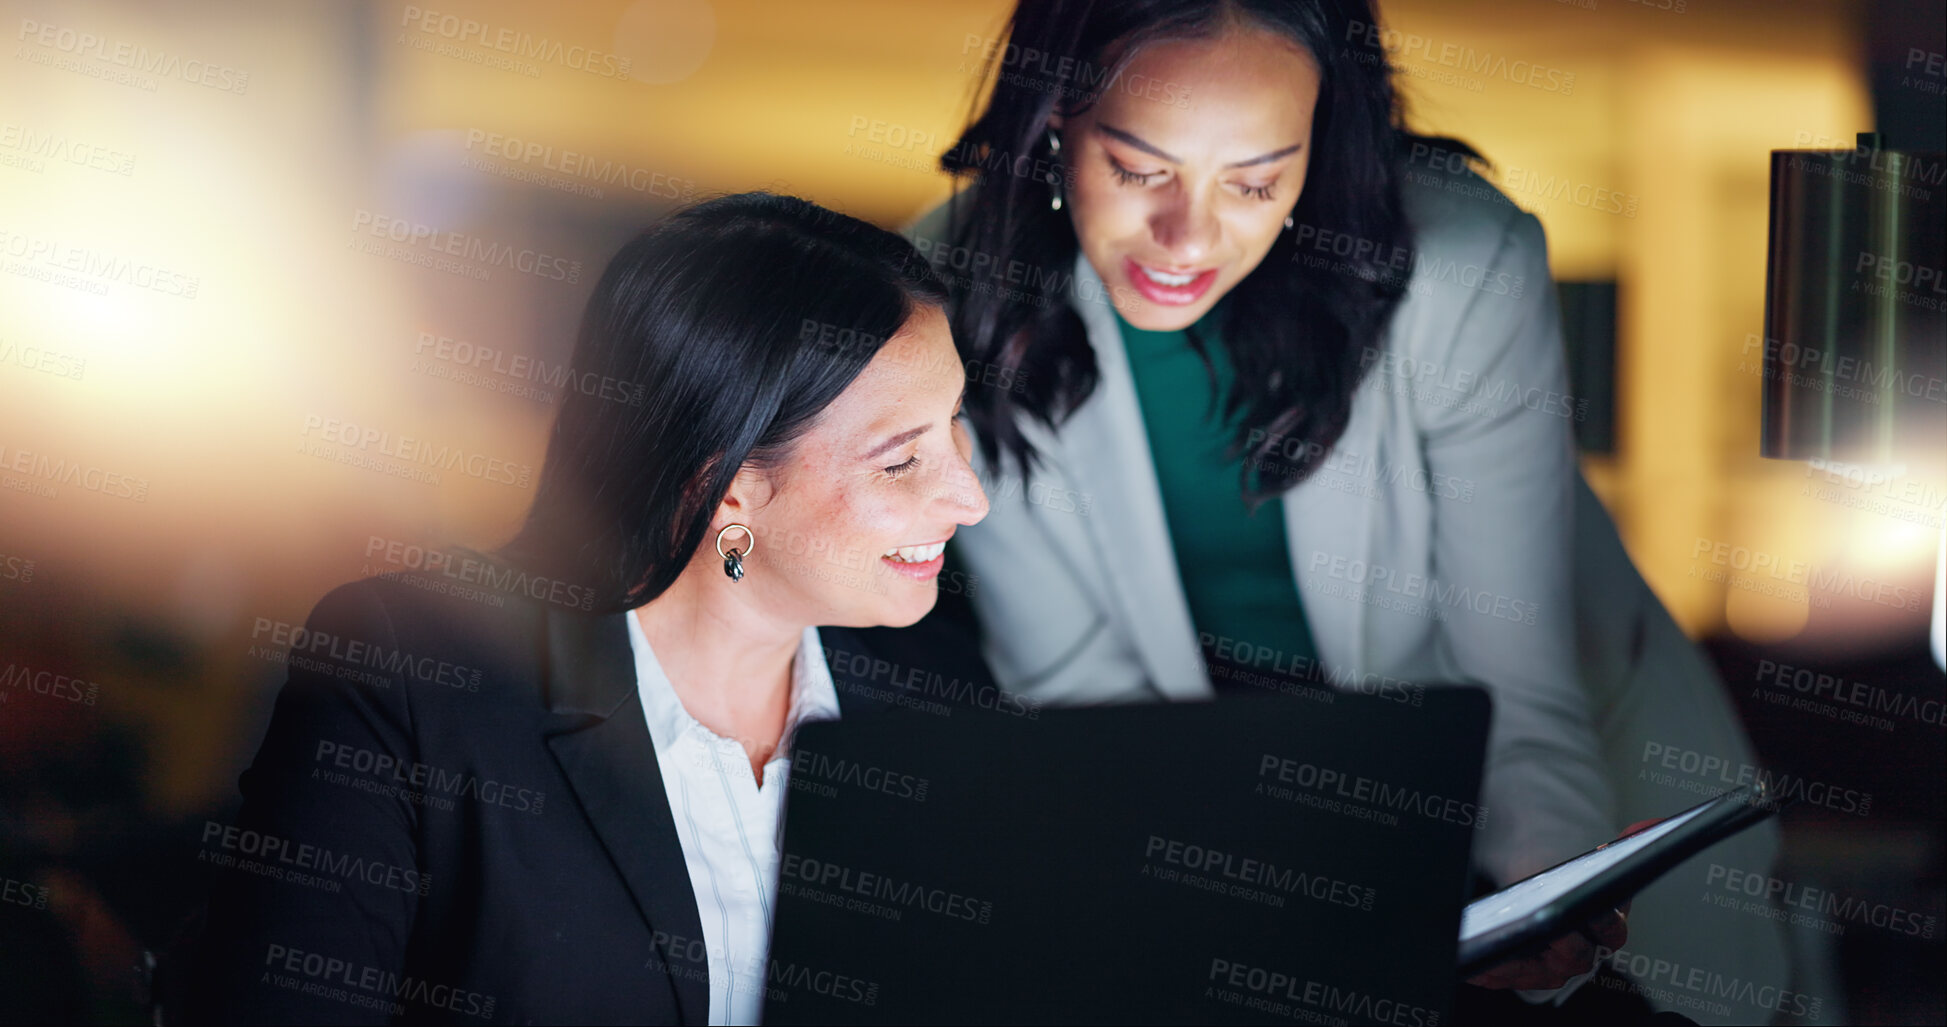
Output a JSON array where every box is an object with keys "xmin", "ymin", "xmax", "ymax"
[{"xmin": 625, "ymin": 611, "xmax": 840, "ymax": 758}]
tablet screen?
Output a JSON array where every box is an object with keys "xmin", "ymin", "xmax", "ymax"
[{"xmin": 1459, "ymin": 803, "xmax": 1710, "ymax": 942}]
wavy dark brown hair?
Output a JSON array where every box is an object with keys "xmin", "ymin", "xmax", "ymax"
[{"xmin": 941, "ymin": 0, "xmax": 1464, "ymax": 502}]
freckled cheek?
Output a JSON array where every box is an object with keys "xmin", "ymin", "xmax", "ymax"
[
  {"xmin": 796, "ymin": 486, "xmax": 908, "ymax": 557},
  {"xmin": 853, "ymin": 501, "xmax": 915, "ymax": 552}
]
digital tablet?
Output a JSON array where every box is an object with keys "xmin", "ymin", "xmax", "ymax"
[{"xmin": 1457, "ymin": 782, "xmax": 1781, "ymax": 976}]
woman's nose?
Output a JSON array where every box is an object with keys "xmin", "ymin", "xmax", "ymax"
[
  {"xmin": 930, "ymin": 451, "xmax": 990, "ymax": 524},
  {"xmin": 1149, "ymin": 189, "xmax": 1219, "ymax": 265}
]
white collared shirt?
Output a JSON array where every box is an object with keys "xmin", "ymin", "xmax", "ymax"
[{"xmin": 626, "ymin": 613, "xmax": 841, "ymax": 1026}]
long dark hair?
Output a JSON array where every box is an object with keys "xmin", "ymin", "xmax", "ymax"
[
  {"xmin": 504, "ymin": 192, "xmax": 949, "ymax": 614},
  {"xmin": 941, "ymin": 0, "xmax": 1434, "ymax": 501}
]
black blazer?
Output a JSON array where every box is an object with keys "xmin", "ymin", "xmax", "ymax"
[{"xmin": 189, "ymin": 573, "xmax": 1002, "ymax": 1024}]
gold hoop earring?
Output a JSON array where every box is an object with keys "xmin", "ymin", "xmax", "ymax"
[{"xmin": 716, "ymin": 523, "xmax": 755, "ymax": 582}]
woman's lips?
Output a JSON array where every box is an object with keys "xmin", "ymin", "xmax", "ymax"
[
  {"xmin": 880, "ymin": 537, "xmax": 949, "ymax": 581},
  {"xmin": 1126, "ymin": 258, "xmax": 1218, "ymax": 306},
  {"xmin": 879, "ymin": 552, "xmax": 945, "ymax": 580}
]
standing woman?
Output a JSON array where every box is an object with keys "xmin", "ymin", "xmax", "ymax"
[
  {"xmin": 188, "ymin": 193, "xmax": 989, "ymax": 1024},
  {"xmin": 919, "ymin": 0, "xmax": 1784, "ymax": 1004}
]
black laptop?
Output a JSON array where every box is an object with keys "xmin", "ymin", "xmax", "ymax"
[{"xmin": 761, "ymin": 687, "xmax": 1491, "ymax": 1025}]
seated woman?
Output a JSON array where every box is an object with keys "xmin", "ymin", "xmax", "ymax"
[{"xmin": 189, "ymin": 193, "xmax": 988, "ymax": 1024}]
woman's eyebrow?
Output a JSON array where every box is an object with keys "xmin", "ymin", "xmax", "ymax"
[
  {"xmin": 1097, "ymin": 123, "xmax": 1304, "ymax": 169},
  {"xmin": 864, "ymin": 425, "xmax": 929, "ymax": 460}
]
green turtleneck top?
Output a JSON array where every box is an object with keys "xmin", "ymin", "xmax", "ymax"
[{"xmin": 1114, "ymin": 306, "xmax": 1319, "ymax": 685}]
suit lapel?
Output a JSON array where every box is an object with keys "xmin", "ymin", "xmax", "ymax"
[
  {"xmin": 1282, "ymin": 402, "xmax": 1377, "ymax": 679},
  {"xmin": 1062, "ymin": 257, "xmax": 1213, "ymax": 700},
  {"xmin": 539, "ymin": 606, "xmax": 710, "ymax": 1025},
  {"xmin": 813, "ymin": 626, "xmax": 897, "ymax": 718}
]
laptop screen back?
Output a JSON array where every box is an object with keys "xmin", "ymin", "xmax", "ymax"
[{"xmin": 762, "ymin": 688, "xmax": 1489, "ymax": 1025}]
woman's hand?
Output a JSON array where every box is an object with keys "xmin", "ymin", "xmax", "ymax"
[
  {"xmin": 1466, "ymin": 905, "xmax": 1627, "ymax": 990},
  {"xmin": 1466, "ymin": 818, "xmax": 1663, "ymax": 991}
]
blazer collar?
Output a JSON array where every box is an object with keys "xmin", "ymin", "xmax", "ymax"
[
  {"xmin": 548, "ymin": 608, "xmax": 887, "ymax": 720},
  {"xmin": 536, "ymin": 608, "xmax": 903, "ymax": 1026},
  {"xmin": 1063, "ymin": 255, "xmax": 1218, "ymax": 699},
  {"xmin": 541, "ymin": 604, "xmax": 638, "ymax": 717},
  {"xmin": 539, "ymin": 605, "xmax": 710, "ymax": 1024}
]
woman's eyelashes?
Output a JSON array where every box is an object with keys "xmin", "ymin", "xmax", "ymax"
[
  {"xmin": 1109, "ymin": 158, "xmax": 1162, "ymax": 187},
  {"xmin": 883, "ymin": 410, "xmax": 968, "ymax": 482},
  {"xmin": 1106, "ymin": 156, "xmax": 1279, "ymax": 201}
]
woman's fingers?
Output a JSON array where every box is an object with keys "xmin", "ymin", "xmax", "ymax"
[
  {"xmin": 1468, "ymin": 958, "xmax": 1552, "ymax": 990},
  {"xmin": 1465, "ymin": 965, "xmax": 1518, "ymax": 989},
  {"xmin": 1469, "ymin": 950, "xmax": 1576, "ymax": 990},
  {"xmin": 1585, "ymin": 906, "xmax": 1629, "ymax": 951},
  {"xmin": 1470, "ymin": 913, "xmax": 1627, "ymax": 991},
  {"xmin": 1618, "ymin": 818, "xmax": 1664, "ymax": 838},
  {"xmin": 1469, "ymin": 829, "xmax": 1646, "ymax": 992},
  {"xmin": 1540, "ymin": 931, "xmax": 1593, "ymax": 980}
]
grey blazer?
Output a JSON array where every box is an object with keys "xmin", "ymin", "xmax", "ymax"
[{"xmin": 909, "ymin": 167, "xmax": 1787, "ymax": 1019}]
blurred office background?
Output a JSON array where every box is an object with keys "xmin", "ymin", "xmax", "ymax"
[{"xmin": 1, "ymin": 0, "xmax": 1941, "ymax": 1022}]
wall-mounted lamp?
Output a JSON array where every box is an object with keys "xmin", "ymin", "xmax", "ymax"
[{"xmin": 1761, "ymin": 133, "xmax": 1946, "ymax": 666}]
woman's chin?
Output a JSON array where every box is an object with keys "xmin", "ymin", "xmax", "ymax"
[
  {"xmin": 875, "ymin": 587, "xmax": 939, "ymax": 629},
  {"xmin": 814, "ymin": 579, "xmax": 938, "ymax": 630},
  {"xmin": 859, "ymin": 575, "xmax": 940, "ymax": 629},
  {"xmin": 1113, "ymin": 294, "xmax": 1210, "ymax": 333}
]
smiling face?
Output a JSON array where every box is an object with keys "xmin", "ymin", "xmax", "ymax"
[
  {"xmin": 717, "ymin": 303, "xmax": 989, "ymax": 629},
  {"xmin": 1056, "ymin": 25, "xmax": 1321, "ymax": 331}
]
